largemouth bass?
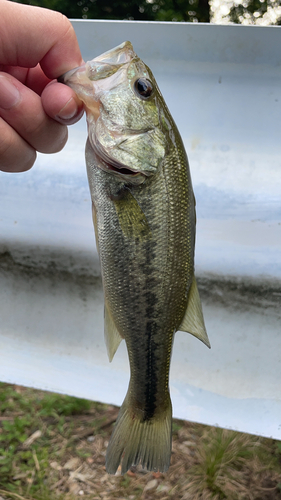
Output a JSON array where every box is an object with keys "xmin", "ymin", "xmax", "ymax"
[{"xmin": 60, "ymin": 41, "xmax": 210, "ymax": 474}]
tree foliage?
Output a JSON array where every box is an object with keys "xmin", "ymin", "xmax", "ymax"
[
  {"xmin": 11, "ymin": 0, "xmax": 210, "ymax": 22},
  {"xmin": 11, "ymin": 0, "xmax": 281, "ymax": 25},
  {"xmin": 228, "ymin": 0, "xmax": 281, "ymax": 25}
]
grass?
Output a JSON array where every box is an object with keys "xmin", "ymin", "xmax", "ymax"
[{"xmin": 0, "ymin": 383, "xmax": 280, "ymax": 500}]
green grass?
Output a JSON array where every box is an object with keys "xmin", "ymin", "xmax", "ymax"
[
  {"xmin": 183, "ymin": 428, "xmax": 255, "ymax": 499},
  {"xmin": 180, "ymin": 427, "xmax": 281, "ymax": 500},
  {"xmin": 0, "ymin": 383, "xmax": 101, "ymax": 499},
  {"xmin": 0, "ymin": 382, "xmax": 280, "ymax": 500},
  {"xmin": 38, "ymin": 393, "xmax": 91, "ymax": 418}
]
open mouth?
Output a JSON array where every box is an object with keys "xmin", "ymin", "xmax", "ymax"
[
  {"xmin": 92, "ymin": 137, "xmax": 146, "ymax": 181},
  {"xmin": 106, "ymin": 163, "xmax": 141, "ymax": 177}
]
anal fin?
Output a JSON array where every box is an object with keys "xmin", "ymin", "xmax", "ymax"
[
  {"xmin": 104, "ymin": 303, "xmax": 124, "ymax": 362},
  {"xmin": 179, "ymin": 277, "xmax": 211, "ymax": 348}
]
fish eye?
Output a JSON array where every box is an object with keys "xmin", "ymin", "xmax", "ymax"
[{"xmin": 134, "ymin": 78, "xmax": 154, "ymax": 99}]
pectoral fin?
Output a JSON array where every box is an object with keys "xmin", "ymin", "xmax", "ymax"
[
  {"xmin": 113, "ymin": 188, "xmax": 151, "ymax": 240},
  {"xmin": 104, "ymin": 303, "xmax": 124, "ymax": 362},
  {"xmin": 179, "ymin": 277, "xmax": 211, "ymax": 348}
]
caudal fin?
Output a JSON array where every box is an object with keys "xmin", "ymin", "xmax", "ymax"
[{"xmin": 106, "ymin": 393, "xmax": 172, "ymax": 475}]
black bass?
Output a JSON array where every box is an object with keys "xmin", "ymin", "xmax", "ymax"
[{"xmin": 60, "ymin": 41, "xmax": 210, "ymax": 475}]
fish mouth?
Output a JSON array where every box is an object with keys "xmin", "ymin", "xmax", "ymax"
[
  {"xmin": 59, "ymin": 42, "xmax": 136, "ymax": 87},
  {"xmin": 88, "ymin": 41, "xmax": 136, "ymax": 75}
]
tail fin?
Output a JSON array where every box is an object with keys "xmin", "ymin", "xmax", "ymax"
[{"xmin": 106, "ymin": 393, "xmax": 172, "ymax": 475}]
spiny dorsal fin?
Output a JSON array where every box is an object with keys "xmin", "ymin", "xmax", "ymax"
[
  {"xmin": 104, "ymin": 303, "xmax": 124, "ymax": 362},
  {"xmin": 178, "ymin": 277, "xmax": 211, "ymax": 348}
]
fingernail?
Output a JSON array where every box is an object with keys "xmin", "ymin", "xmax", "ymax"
[
  {"xmin": 0, "ymin": 75, "xmax": 21, "ymax": 109},
  {"xmin": 57, "ymin": 97, "xmax": 77, "ymax": 120}
]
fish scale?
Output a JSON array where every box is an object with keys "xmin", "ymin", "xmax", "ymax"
[{"xmin": 60, "ymin": 40, "xmax": 210, "ymax": 474}]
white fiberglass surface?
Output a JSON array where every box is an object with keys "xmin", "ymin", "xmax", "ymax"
[{"xmin": 0, "ymin": 21, "xmax": 280, "ymax": 439}]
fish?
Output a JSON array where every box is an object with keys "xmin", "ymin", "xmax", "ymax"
[{"xmin": 59, "ymin": 41, "xmax": 210, "ymax": 475}]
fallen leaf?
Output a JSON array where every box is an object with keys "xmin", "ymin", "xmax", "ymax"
[
  {"xmin": 64, "ymin": 457, "xmax": 80, "ymax": 470},
  {"xmin": 50, "ymin": 461, "xmax": 62, "ymax": 471},
  {"xmin": 68, "ymin": 482, "xmax": 81, "ymax": 495},
  {"xmin": 22, "ymin": 430, "xmax": 42, "ymax": 448},
  {"xmin": 69, "ymin": 471, "xmax": 95, "ymax": 483},
  {"xmin": 152, "ymin": 471, "xmax": 162, "ymax": 479},
  {"xmin": 144, "ymin": 479, "xmax": 158, "ymax": 491},
  {"xmin": 127, "ymin": 470, "xmax": 136, "ymax": 477}
]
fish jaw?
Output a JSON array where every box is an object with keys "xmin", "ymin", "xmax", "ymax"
[
  {"xmin": 58, "ymin": 41, "xmax": 136, "ymax": 124},
  {"xmin": 58, "ymin": 41, "xmax": 136, "ymax": 85},
  {"xmin": 87, "ymin": 40, "xmax": 136, "ymax": 68}
]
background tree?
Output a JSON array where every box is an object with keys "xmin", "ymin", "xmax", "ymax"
[
  {"xmin": 10, "ymin": 0, "xmax": 281, "ymax": 24},
  {"xmin": 10, "ymin": 0, "xmax": 210, "ymax": 22},
  {"xmin": 228, "ymin": 0, "xmax": 281, "ymax": 25}
]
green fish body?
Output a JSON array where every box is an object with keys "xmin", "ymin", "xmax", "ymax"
[{"xmin": 60, "ymin": 41, "xmax": 210, "ymax": 474}]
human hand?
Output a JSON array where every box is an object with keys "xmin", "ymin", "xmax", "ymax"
[{"xmin": 0, "ymin": 0, "xmax": 84, "ymax": 173}]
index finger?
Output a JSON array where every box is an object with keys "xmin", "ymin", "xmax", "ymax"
[{"xmin": 0, "ymin": 0, "xmax": 83, "ymax": 78}]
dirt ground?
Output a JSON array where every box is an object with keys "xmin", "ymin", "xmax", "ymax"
[{"xmin": 0, "ymin": 385, "xmax": 280, "ymax": 500}]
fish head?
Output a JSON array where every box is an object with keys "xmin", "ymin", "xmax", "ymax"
[{"xmin": 60, "ymin": 41, "xmax": 169, "ymax": 184}]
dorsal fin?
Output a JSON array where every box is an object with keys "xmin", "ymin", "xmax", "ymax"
[
  {"xmin": 104, "ymin": 303, "xmax": 124, "ymax": 362},
  {"xmin": 178, "ymin": 277, "xmax": 211, "ymax": 348}
]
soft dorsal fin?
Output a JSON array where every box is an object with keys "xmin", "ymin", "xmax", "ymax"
[
  {"xmin": 178, "ymin": 277, "xmax": 211, "ymax": 348},
  {"xmin": 104, "ymin": 303, "xmax": 124, "ymax": 362}
]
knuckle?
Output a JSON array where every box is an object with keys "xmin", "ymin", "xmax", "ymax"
[{"xmin": 56, "ymin": 12, "xmax": 75, "ymax": 40}]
